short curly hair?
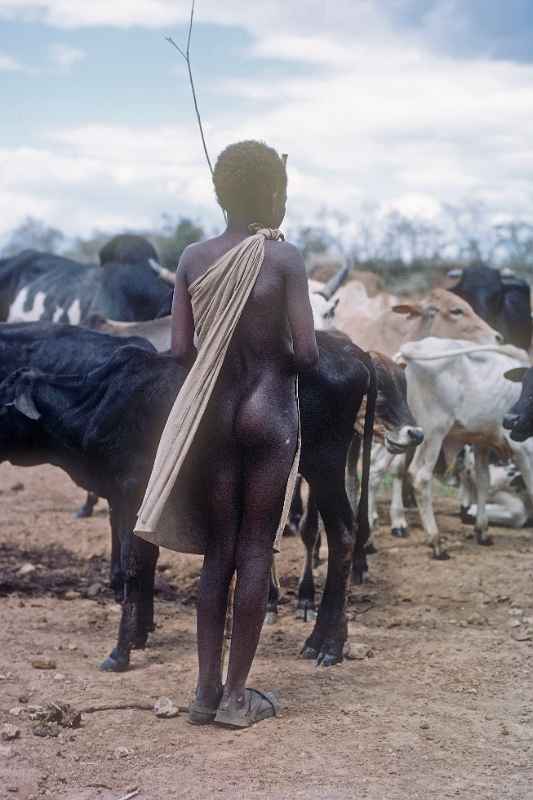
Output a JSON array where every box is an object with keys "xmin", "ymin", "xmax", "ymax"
[{"xmin": 213, "ymin": 140, "xmax": 287, "ymax": 224}]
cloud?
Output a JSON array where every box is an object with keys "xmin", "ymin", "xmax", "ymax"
[
  {"xmin": 0, "ymin": 51, "xmax": 27, "ymax": 71},
  {"xmin": 1, "ymin": 1, "xmax": 532, "ymax": 241},
  {"xmin": 48, "ymin": 43, "xmax": 85, "ymax": 69}
]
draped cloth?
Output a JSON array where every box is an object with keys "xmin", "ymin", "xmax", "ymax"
[{"xmin": 134, "ymin": 227, "xmax": 301, "ymax": 555}]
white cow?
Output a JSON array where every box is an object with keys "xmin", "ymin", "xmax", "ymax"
[
  {"xmin": 390, "ymin": 338, "xmax": 532, "ymax": 558},
  {"xmin": 459, "ymin": 445, "xmax": 531, "ymax": 529}
]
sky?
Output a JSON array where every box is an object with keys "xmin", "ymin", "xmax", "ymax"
[{"xmin": 1, "ymin": 0, "xmax": 533, "ymax": 241}]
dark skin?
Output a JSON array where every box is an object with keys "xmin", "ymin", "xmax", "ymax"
[{"xmin": 171, "ymin": 190, "xmax": 318, "ymax": 717}]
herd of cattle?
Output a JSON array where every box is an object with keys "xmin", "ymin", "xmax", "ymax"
[{"xmin": 2, "ymin": 236, "xmax": 533, "ymax": 671}]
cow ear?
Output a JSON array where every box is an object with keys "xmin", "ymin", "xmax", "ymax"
[
  {"xmin": 504, "ymin": 367, "xmax": 527, "ymax": 383},
  {"xmin": 392, "ymin": 304, "xmax": 423, "ymax": 318},
  {"xmin": 14, "ymin": 386, "xmax": 41, "ymax": 420}
]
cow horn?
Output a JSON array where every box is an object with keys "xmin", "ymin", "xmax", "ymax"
[
  {"xmin": 318, "ymin": 261, "xmax": 350, "ymax": 300},
  {"xmin": 148, "ymin": 258, "xmax": 175, "ymax": 286}
]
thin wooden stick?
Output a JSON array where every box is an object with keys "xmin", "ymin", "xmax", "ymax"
[
  {"xmin": 165, "ymin": 1, "xmax": 214, "ymax": 178},
  {"xmin": 79, "ymin": 701, "xmax": 189, "ymax": 714},
  {"xmin": 115, "ymin": 790, "xmax": 140, "ymax": 800}
]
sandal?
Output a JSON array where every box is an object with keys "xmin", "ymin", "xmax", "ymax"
[
  {"xmin": 188, "ymin": 699, "xmax": 219, "ymax": 725},
  {"xmin": 214, "ymin": 689, "xmax": 279, "ymax": 729}
]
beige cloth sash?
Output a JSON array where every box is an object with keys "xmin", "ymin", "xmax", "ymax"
[{"xmin": 134, "ymin": 227, "xmax": 301, "ymax": 555}]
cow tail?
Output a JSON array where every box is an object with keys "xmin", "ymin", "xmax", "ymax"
[{"xmin": 356, "ymin": 357, "xmax": 377, "ymax": 555}]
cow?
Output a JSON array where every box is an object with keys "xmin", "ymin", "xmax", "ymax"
[
  {"xmin": 98, "ymin": 233, "xmax": 159, "ymax": 267},
  {"xmin": 503, "ymin": 365, "xmax": 533, "ymax": 441},
  {"xmin": 0, "ymin": 320, "xmax": 156, "ymax": 526},
  {"xmin": 0, "ymin": 324, "xmax": 375, "ymax": 670},
  {"xmin": 292, "ymin": 351, "xmax": 423, "ymax": 617},
  {"xmin": 0, "ymin": 235, "xmax": 173, "ymax": 324},
  {"xmin": 459, "ymin": 445, "xmax": 530, "ymax": 529},
  {"xmin": 449, "ymin": 265, "xmax": 532, "ymax": 351},
  {"xmin": 337, "ymin": 288, "xmax": 502, "ymax": 357},
  {"xmin": 391, "ymin": 338, "xmax": 533, "ymax": 558}
]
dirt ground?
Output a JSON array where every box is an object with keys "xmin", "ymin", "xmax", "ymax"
[{"xmin": 1, "ymin": 462, "xmax": 532, "ymax": 800}]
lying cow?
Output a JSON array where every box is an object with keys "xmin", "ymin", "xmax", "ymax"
[
  {"xmin": 0, "ymin": 324, "xmax": 375, "ymax": 670},
  {"xmin": 459, "ymin": 445, "xmax": 530, "ymax": 529},
  {"xmin": 393, "ymin": 338, "xmax": 533, "ymax": 558},
  {"xmin": 0, "ymin": 235, "xmax": 172, "ymax": 324},
  {"xmin": 450, "ymin": 264, "xmax": 532, "ymax": 351}
]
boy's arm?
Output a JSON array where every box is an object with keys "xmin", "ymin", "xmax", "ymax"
[{"xmin": 284, "ymin": 244, "xmax": 319, "ymax": 373}]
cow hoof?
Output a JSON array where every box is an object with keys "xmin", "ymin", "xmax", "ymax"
[
  {"xmin": 476, "ymin": 531, "xmax": 493, "ymax": 546},
  {"xmin": 296, "ymin": 602, "xmax": 317, "ymax": 622},
  {"xmin": 391, "ymin": 527, "xmax": 408, "ymax": 538},
  {"xmin": 460, "ymin": 505, "xmax": 475, "ymax": 524},
  {"xmin": 364, "ymin": 542, "xmax": 378, "ymax": 555},
  {"xmin": 75, "ymin": 507, "xmax": 93, "ymax": 519},
  {"xmin": 432, "ymin": 550, "xmax": 450, "ymax": 561},
  {"xmin": 99, "ymin": 649, "xmax": 129, "ymax": 672},
  {"xmin": 316, "ymin": 645, "xmax": 343, "ymax": 667},
  {"xmin": 265, "ymin": 610, "xmax": 278, "ymax": 625},
  {"xmin": 301, "ymin": 645, "xmax": 319, "ymax": 660}
]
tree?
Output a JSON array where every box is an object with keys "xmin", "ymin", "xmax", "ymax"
[
  {"xmin": 154, "ymin": 217, "xmax": 205, "ymax": 270},
  {"xmin": 2, "ymin": 216, "xmax": 65, "ymax": 256}
]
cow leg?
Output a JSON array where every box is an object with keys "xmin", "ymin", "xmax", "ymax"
[
  {"xmin": 109, "ymin": 503, "xmax": 124, "ymax": 602},
  {"xmin": 100, "ymin": 505, "xmax": 150, "ymax": 672},
  {"xmin": 473, "ymin": 445, "xmax": 492, "ymax": 545},
  {"xmin": 286, "ymin": 475, "xmax": 304, "ymax": 535},
  {"xmin": 133, "ymin": 539, "xmax": 159, "ymax": 647},
  {"xmin": 390, "ymin": 454, "xmax": 409, "ymax": 538},
  {"xmin": 409, "ymin": 434, "xmax": 449, "ymax": 559},
  {"xmin": 266, "ymin": 559, "xmax": 280, "ymax": 625},
  {"xmin": 302, "ymin": 464, "xmax": 353, "ymax": 666},
  {"xmin": 348, "ymin": 435, "xmax": 380, "ymax": 556},
  {"xmin": 367, "ymin": 446, "xmax": 385, "ymax": 545},
  {"xmin": 75, "ymin": 491, "xmax": 99, "ymax": 519},
  {"xmin": 297, "ymin": 489, "xmax": 319, "ymax": 620},
  {"xmin": 313, "ymin": 530, "xmax": 322, "ymax": 568},
  {"xmin": 346, "ymin": 435, "xmax": 361, "ymax": 516},
  {"xmin": 458, "ymin": 447, "xmax": 476, "ymax": 521}
]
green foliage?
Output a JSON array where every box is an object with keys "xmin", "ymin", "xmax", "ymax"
[{"xmin": 153, "ymin": 216, "xmax": 205, "ymax": 271}]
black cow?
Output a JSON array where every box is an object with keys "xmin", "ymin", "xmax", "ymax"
[
  {"xmin": 450, "ymin": 265, "xmax": 532, "ymax": 351},
  {"xmin": 98, "ymin": 233, "xmax": 159, "ymax": 267},
  {"xmin": 503, "ymin": 365, "xmax": 533, "ymax": 441},
  {"xmin": 289, "ymin": 351, "xmax": 423, "ymax": 625},
  {"xmin": 0, "ymin": 325, "xmax": 375, "ymax": 670},
  {"xmin": 0, "ymin": 235, "xmax": 172, "ymax": 324}
]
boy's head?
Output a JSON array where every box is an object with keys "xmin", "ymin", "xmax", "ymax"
[{"xmin": 213, "ymin": 140, "xmax": 287, "ymax": 228}]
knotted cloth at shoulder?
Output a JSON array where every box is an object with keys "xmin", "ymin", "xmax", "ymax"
[{"xmin": 134, "ymin": 226, "xmax": 299, "ymax": 556}]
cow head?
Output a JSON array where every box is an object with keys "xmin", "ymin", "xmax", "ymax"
[
  {"xmin": 0, "ymin": 369, "xmax": 41, "ymax": 420},
  {"xmin": 448, "ymin": 265, "xmax": 504, "ymax": 332},
  {"xmin": 370, "ymin": 351, "xmax": 424, "ymax": 453},
  {"xmin": 503, "ymin": 366, "xmax": 533, "ymax": 441},
  {"xmin": 392, "ymin": 289, "xmax": 502, "ymax": 344},
  {"xmin": 99, "ymin": 235, "xmax": 160, "ymax": 268}
]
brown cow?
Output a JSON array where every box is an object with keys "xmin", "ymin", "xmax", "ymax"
[{"xmin": 339, "ymin": 288, "xmax": 502, "ymax": 355}]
